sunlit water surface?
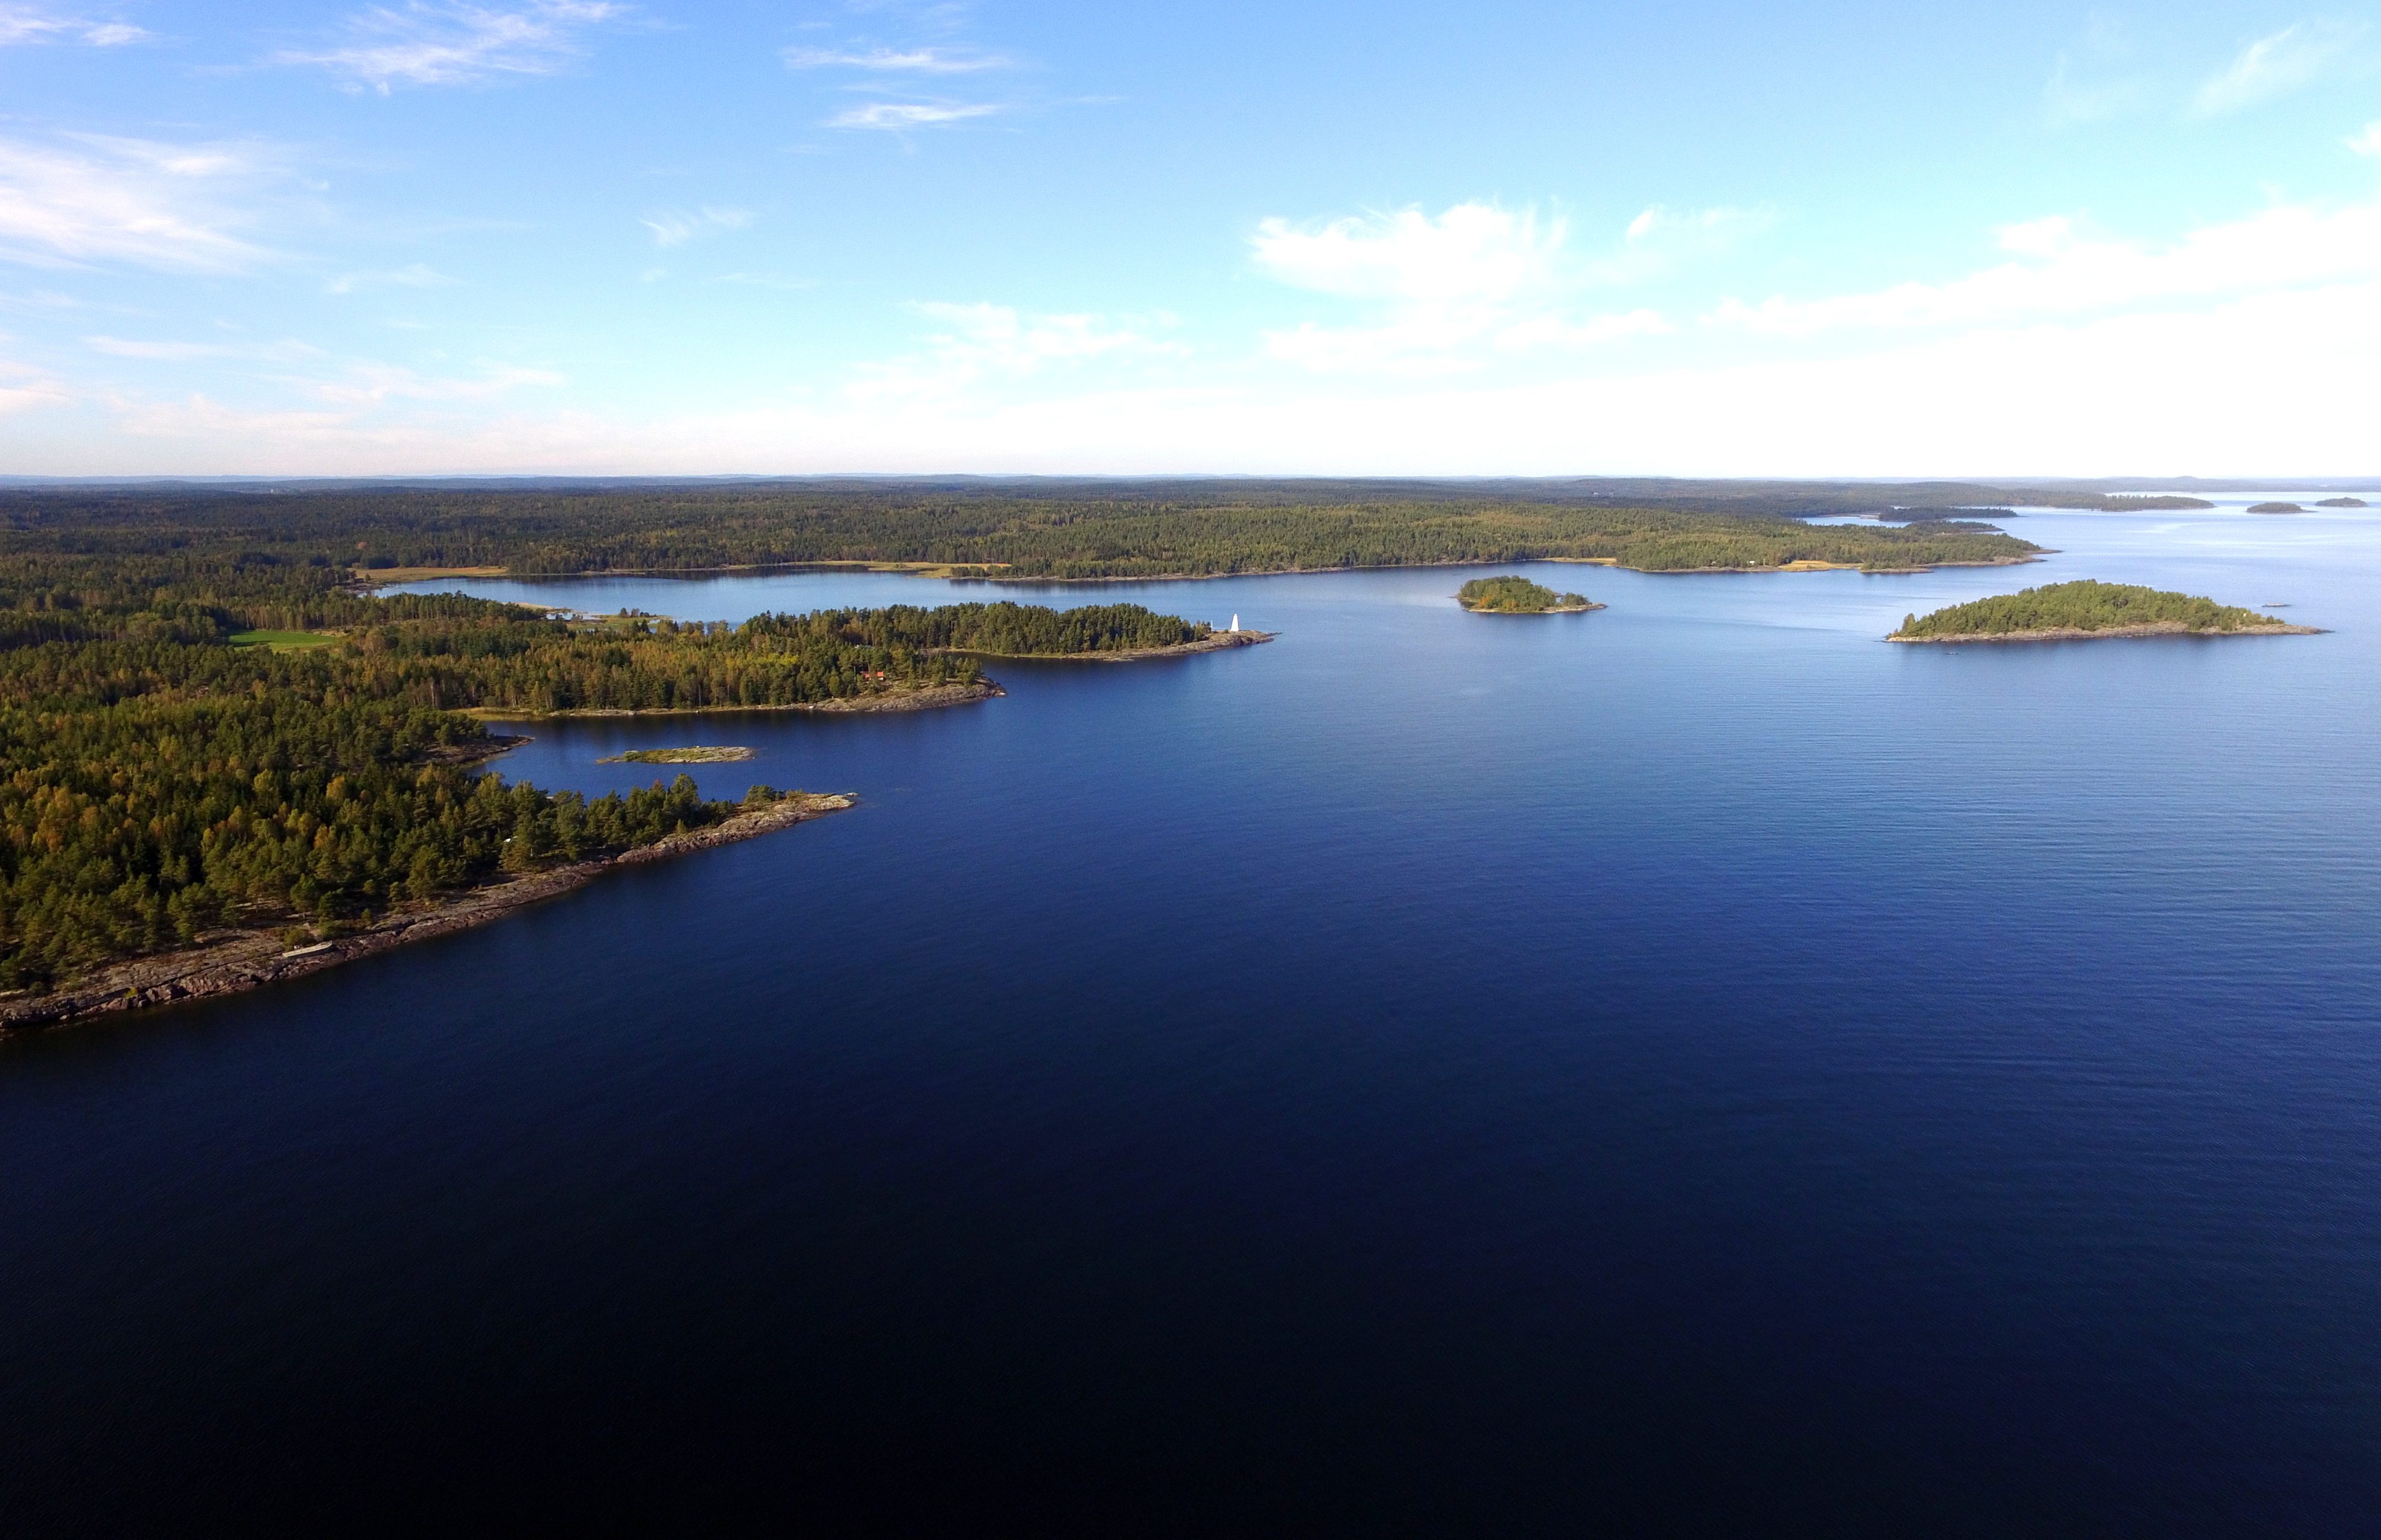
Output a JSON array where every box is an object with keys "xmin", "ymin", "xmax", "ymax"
[{"xmin": 5, "ymin": 498, "xmax": 2379, "ymax": 1533}]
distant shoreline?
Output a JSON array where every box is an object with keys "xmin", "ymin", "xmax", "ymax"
[
  {"xmin": 360, "ymin": 554, "xmax": 2044, "ymax": 590},
  {"xmin": 0, "ymin": 794, "xmax": 857, "ymax": 1037}
]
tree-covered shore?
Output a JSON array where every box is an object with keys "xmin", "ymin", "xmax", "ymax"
[
  {"xmin": 0, "ymin": 526, "xmax": 1220, "ymax": 998},
  {"xmin": 1890, "ymin": 581, "xmax": 2315, "ymax": 641}
]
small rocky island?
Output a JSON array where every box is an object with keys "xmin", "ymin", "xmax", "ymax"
[
  {"xmin": 1890, "ymin": 580, "xmax": 2319, "ymax": 643},
  {"xmin": 599, "ymin": 746, "xmax": 755, "ymax": 764},
  {"xmin": 2316, "ymin": 497, "xmax": 2368, "ymax": 508},
  {"xmin": 2248, "ymin": 502, "xmax": 2303, "ymax": 514},
  {"xmin": 1457, "ymin": 576, "xmax": 1603, "ymax": 614}
]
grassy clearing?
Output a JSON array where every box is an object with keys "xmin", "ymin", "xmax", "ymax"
[{"xmin": 228, "ymin": 629, "xmax": 339, "ymax": 651}]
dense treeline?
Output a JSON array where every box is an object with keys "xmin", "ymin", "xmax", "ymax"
[
  {"xmin": 822, "ymin": 601, "xmax": 1207, "ymax": 654},
  {"xmin": 0, "ymin": 483, "xmax": 2040, "ymax": 581},
  {"xmin": 1456, "ymin": 576, "xmax": 1593, "ymax": 612},
  {"xmin": 0, "ymin": 684, "xmax": 743, "ymax": 990},
  {"xmin": 1892, "ymin": 581, "xmax": 2289, "ymax": 638}
]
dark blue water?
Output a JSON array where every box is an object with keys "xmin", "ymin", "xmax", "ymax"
[{"xmin": 7, "ymin": 501, "xmax": 2379, "ymax": 1534}]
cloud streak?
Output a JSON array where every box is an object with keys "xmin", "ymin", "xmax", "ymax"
[
  {"xmin": 849, "ymin": 302, "xmax": 1175, "ymax": 400},
  {"xmin": 273, "ymin": 1, "xmax": 628, "ymax": 93},
  {"xmin": 326, "ymin": 262, "xmax": 457, "ymax": 294},
  {"xmin": 1709, "ymin": 200, "xmax": 2381, "ymax": 336},
  {"xmin": 1252, "ymin": 202, "xmax": 1682, "ymax": 373},
  {"xmin": 0, "ymin": 6, "xmax": 148, "ymax": 45},
  {"xmin": 640, "ymin": 206, "xmax": 752, "ymax": 247},
  {"xmin": 2193, "ymin": 20, "xmax": 2365, "ymax": 115},
  {"xmin": 828, "ymin": 101, "xmax": 1000, "ymax": 130},
  {"xmin": 784, "ymin": 45, "xmax": 1005, "ymax": 73},
  {"xmin": 0, "ymin": 136, "xmax": 275, "ymax": 272}
]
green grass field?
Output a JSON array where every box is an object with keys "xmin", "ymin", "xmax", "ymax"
[{"xmin": 228, "ymin": 629, "xmax": 340, "ymax": 651}]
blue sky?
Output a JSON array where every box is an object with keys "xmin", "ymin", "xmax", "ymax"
[{"xmin": 3, "ymin": 1, "xmax": 2379, "ymax": 474}]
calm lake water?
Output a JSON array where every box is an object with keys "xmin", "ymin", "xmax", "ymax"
[{"xmin": 7, "ymin": 498, "xmax": 2380, "ymax": 1533}]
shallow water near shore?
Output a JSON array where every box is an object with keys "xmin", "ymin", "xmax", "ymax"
[{"xmin": 6, "ymin": 498, "xmax": 2381, "ymax": 1533}]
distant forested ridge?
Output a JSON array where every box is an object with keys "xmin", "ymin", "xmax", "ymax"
[
  {"xmin": 1456, "ymin": 576, "xmax": 1596, "ymax": 612},
  {"xmin": 0, "ymin": 483, "xmax": 2041, "ymax": 581},
  {"xmin": 1891, "ymin": 581, "xmax": 2306, "ymax": 640}
]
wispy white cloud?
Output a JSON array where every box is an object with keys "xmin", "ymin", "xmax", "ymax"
[
  {"xmin": 828, "ymin": 101, "xmax": 999, "ymax": 130},
  {"xmin": 1709, "ymin": 199, "xmax": 2381, "ymax": 336},
  {"xmin": 104, "ymin": 360, "xmax": 568, "ymax": 444},
  {"xmin": 0, "ymin": 136, "xmax": 275, "ymax": 272},
  {"xmin": 2041, "ymin": 16, "xmax": 2147, "ymax": 127},
  {"xmin": 0, "ymin": 354, "xmax": 69, "ymax": 417},
  {"xmin": 706, "ymin": 271, "xmax": 813, "ymax": 291},
  {"xmin": 784, "ymin": 45, "xmax": 1004, "ymax": 73},
  {"xmin": 307, "ymin": 361, "xmax": 561, "ymax": 406},
  {"xmin": 1254, "ymin": 204, "xmax": 1563, "ymax": 302},
  {"xmin": 85, "ymin": 334, "xmax": 326, "ymax": 363},
  {"xmin": 640, "ymin": 205, "xmax": 752, "ymax": 247},
  {"xmin": 849, "ymin": 302, "xmax": 1175, "ymax": 400},
  {"xmin": 114, "ymin": 393, "xmax": 369, "ymax": 442},
  {"xmin": 1252, "ymin": 202, "xmax": 1677, "ymax": 374},
  {"xmin": 1591, "ymin": 203, "xmax": 1769, "ymax": 284},
  {"xmin": 327, "ymin": 262, "xmax": 457, "ymax": 294},
  {"xmin": 2349, "ymin": 121, "xmax": 2381, "ymax": 156},
  {"xmin": 2045, "ymin": 52, "xmax": 2146, "ymax": 126},
  {"xmin": 2193, "ymin": 19, "xmax": 2366, "ymax": 116},
  {"xmin": 1262, "ymin": 307, "xmax": 1667, "ymax": 375},
  {"xmin": 273, "ymin": 1, "xmax": 628, "ymax": 93},
  {"xmin": 0, "ymin": 6, "xmax": 149, "ymax": 45}
]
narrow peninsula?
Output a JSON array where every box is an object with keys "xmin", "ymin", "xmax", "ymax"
[
  {"xmin": 1457, "ymin": 576, "xmax": 1602, "ymax": 613},
  {"xmin": 0, "ymin": 578, "xmax": 1244, "ymax": 1033},
  {"xmin": 1890, "ymin": 581, "xmax": 2320, "ymax": 643},
  {"xmin": 0, "ymin": 789, "xmax": 856, "ymax": 1032}
]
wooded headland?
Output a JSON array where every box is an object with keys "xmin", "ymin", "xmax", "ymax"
[{"xmin": 0, "ymin": 511, "xmax": 1230, "ymax": 1010}]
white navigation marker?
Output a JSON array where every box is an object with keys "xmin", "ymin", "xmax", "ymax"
[{"xmin": 1229, "ymin": 614, "xmax": 1240, "ymax": 632}]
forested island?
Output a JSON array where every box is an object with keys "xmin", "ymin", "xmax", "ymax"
[
  {"xmin": 2096, "ymin": 495, "xmax": 2216, "ymax": 511},
  {"xmin": 0, "ymin": 521, "xmax": 1235, "ymax": 1023},
  {"xmin": 1457, "ymin": 576, "xmax": 1601, "ymax": 613},
  {"xmin": 1890, "ymin": 581, "xmax": 2319, "ymax": 643},
  {"xmin": 2248, "ymin": 503, "xmax": 2303, "ymax": 515},
  {"xmin": 2316, "ymin": 497, "xmax": 2368, "ymax": 508}
]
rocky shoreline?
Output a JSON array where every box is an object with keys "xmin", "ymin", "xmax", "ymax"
[
  {"xmin": 0, "ymin": 792, "xmax": 857, "ymax": 1037},
  {"xmin": 1460, "ymin": 602, "xmax": 1603, "ymax": 614},
  {"xmin": 466, "ymin": 680, "xmax": 1005, "ymax": 719},
  {"xmin": 1890, "ymin": 621, "xmax": 2321, "ymax": 644}
]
